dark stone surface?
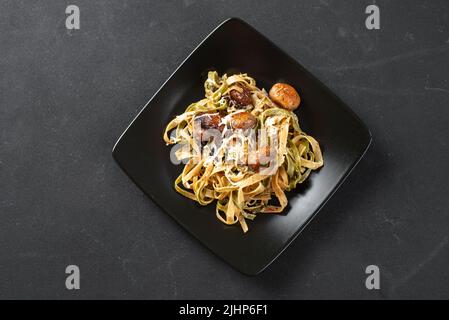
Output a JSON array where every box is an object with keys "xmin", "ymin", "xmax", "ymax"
[{"xmin": 1, "ymin": 0, "xmax": 448, "ymax": 299}]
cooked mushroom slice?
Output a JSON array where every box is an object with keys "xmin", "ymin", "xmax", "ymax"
[
  {"xmin": 229, "ymin": 85, "xmax": 253, "ymax": 107},
  {"xmin": 229, "ymin": 111, "xmax": 257, "ymax": 130},
  {"xmin": 268, "ymin": 83, "xmax": 301, "ymax": 111},
  {"xmin": 194, "ymin": 113, "xmax": 224, "ymax": 130}
]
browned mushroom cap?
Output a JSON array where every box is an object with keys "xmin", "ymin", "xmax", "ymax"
[
  {"xmin": 229, "ymin": 111, "xmax": 257, "ymax": 130},
  {"xmin": 229, "ymin": 85, "xmax": 253, "ymax": 107},
  {"xmin": 193, "ymin": 113, "xmax": 224, "ymax": 147},
  {"xmin": 268, "ymin": 83, "xmax": 301, "ymax": 111},
  {"xmin": 194, "ymin": 113, "xmax": 224, "ymax": 131}
]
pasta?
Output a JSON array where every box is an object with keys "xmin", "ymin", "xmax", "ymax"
[{"xmin": 163, "ymin": 71, "xmax": 323, "ymax": 233}]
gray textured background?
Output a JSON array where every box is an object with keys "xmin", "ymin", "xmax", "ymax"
[{"xmin": 1, "ymin": 0, "xmax": 448, "ymax": 299}]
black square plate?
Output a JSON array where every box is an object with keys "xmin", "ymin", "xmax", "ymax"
[{"xmin": 112, "ymin": 18, "xmax": 371, "ymax": 275}]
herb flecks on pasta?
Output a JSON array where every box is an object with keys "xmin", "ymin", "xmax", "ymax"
[{"xmin": 163, "ymin": 71, "xmax": 323, "ymax": 233}]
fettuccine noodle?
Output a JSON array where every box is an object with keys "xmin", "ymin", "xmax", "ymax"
[{"xmin": 163, "ymin": 71, "xmax": 323, "ymax": 233}]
